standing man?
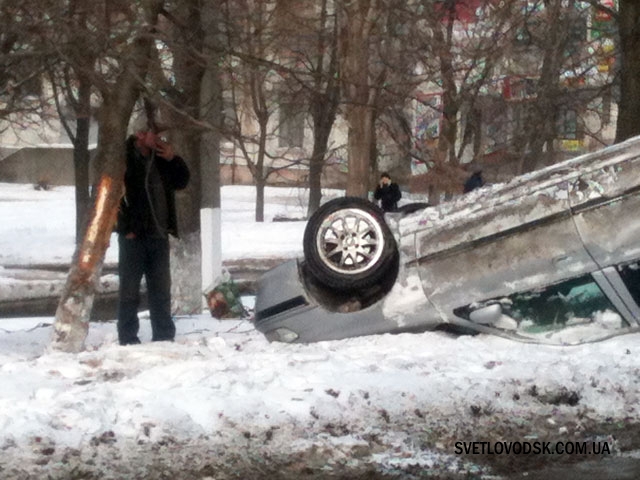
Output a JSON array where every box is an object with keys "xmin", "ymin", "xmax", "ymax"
[
  {"xmin": 373, "ymin": 172, "xmax": 402, "ymax": 212},
  {"xmin": 463, "ymin": 170, "xmax": 484, "ymax": 193},
  {"xmin": 116, "ymin": 128, "xmax": 190, "ymax": 345}
]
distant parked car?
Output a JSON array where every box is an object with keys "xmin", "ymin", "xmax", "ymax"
[{"xmin": 254, "ymin": 136, "xmax": 640, "ymax": 345}]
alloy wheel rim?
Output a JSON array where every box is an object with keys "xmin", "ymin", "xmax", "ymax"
[{"xmin": 316, "ymin": 208, "xmax": 385, "ymax": 275}]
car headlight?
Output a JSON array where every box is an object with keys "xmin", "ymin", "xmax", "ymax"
[{"xmin": 265, "ymin": 328, "xmax": 299, "ymax": 343}]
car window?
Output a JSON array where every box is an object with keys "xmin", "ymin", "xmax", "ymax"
[
  {"xmin": 504, "ymin": 274, "xmax": 626, "ymax": 335},
  {"xmin": 457, "ymin": 273, "xmax": 629, "ymax": 344},
  {"xmin": 617, "ymin": 261, "xmax": 640, "ymax": 307}
]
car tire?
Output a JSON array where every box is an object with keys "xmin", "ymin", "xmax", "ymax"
[{"xmin": 303, "ymin": 196, "xmax": 398, "ymax": 291}]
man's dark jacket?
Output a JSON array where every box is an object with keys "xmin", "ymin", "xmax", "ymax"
[
  {"xmin": 374, "ymin": 182, "xmax": 402, "ymax": 212},
  {"xmin": 117, "ymin": 136, "xmax": 190, "ymax": 238},
  {"xmin": 463, "ymin": 171, "xmax": 484, "ymax": 193}
]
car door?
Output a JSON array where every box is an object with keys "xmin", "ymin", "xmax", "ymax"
[{"xmin": 567, "ymin": 141, "xmax": 640, "ymax": 327}]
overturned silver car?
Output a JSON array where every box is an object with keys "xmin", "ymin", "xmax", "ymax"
[{"xmin": 254, "ymin": 136, "xmax": 640, "ymax": 345}]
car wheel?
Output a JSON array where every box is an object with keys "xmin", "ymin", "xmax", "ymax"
[{"xmin": 303, "ymin": 197, "xmax": 398, "ymax": 290}]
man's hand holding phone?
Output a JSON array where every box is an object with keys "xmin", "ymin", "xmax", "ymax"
[{"xmin": 155, "ymin": 137, "xmax": 175, "ymax": 161}]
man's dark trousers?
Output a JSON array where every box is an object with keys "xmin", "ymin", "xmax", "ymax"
[{"xmin": 117, "ymin": 234, "xmax": 175, "ymax": 344}]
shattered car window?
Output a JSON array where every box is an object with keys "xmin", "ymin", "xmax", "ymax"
[
  {"xmin": 503, "ymin": 274, "xmax": 627, "ymax": 342},
  {"xmin": 456, "ymin": 273, "xmax": 628, "ymax": 343}
]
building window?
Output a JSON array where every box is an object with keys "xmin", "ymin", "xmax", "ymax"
[{"xmin": 279, "ymin": 103, "xmax": 304, "ymax": 148}]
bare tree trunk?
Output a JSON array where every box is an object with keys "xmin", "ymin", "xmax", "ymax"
[
  {"xmin": 345, "ymin": 104, "xmax": 375, "ymax": 197},
  {"xmin": 53, "ymin": 172, "xmax": 124, "ymax": 352},
  {"xmin": 437, "ymin": 1, "xmax": 459, "ymax": 167},
  {"xmin": 51, "ymin": 2, "xmax": 164, "ymax": 353},
  {"xmin": 307, "ymin": 134, "xmax": 327, "ymax": 216},
  {"xmin": 616, "ymin": 0, "xmax": 640, "ymax": 142},
  {"xmin": 307, "ymin": 0, "xmax": 340, "ymax": 216},
  {"xmin": 338, "ymin": 0, "xmax": 379, "ymax": 198},
  {"xmin": 51, "ymin": 71, "xmax": 93, "ymax": 244},
  {"xmin": 308, "ymin": 93, "xmax": 338, "ymax": 215},
  {"xmin": 171, "ymin": 0, "xmax": 205, "ymax": 236},
  {"xmin": 519, "ymin": 0, "xmax": 565, "ymax": 173},
  {"xmin": 256, "ymin": 176, "xmax": 266, "ymax": 223},
  {"xmin": 429, "ymin": 0, "xmax": 460, "ymax": 197},
  {"xmin": 254, "ymin": 115, "xmax": 268, "ymax": 222},
  {"xmin": 73, "ymin": 80, "xmax": 91, "ymax": 241}
]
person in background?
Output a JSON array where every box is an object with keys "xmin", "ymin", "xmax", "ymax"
[
  {"xmin": 374, "ymin": 172, "xmax": 402, "ymax": 212},
  {"xmin": 463, "ymin": 170, "xmax": 484, "ymax": 194},
  {"xmin": 116, "ymin": 127, "xmax": 190, "ymax": 345}
]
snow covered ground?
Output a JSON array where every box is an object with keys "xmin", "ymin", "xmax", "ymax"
[{"xmin": 1, "ymin": 182, "xmax": 640, "ymax": 479}]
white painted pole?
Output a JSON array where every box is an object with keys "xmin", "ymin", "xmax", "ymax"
[{"xmin": 200, "ymin": 206, "xmax": 222, "ymax": 310}]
